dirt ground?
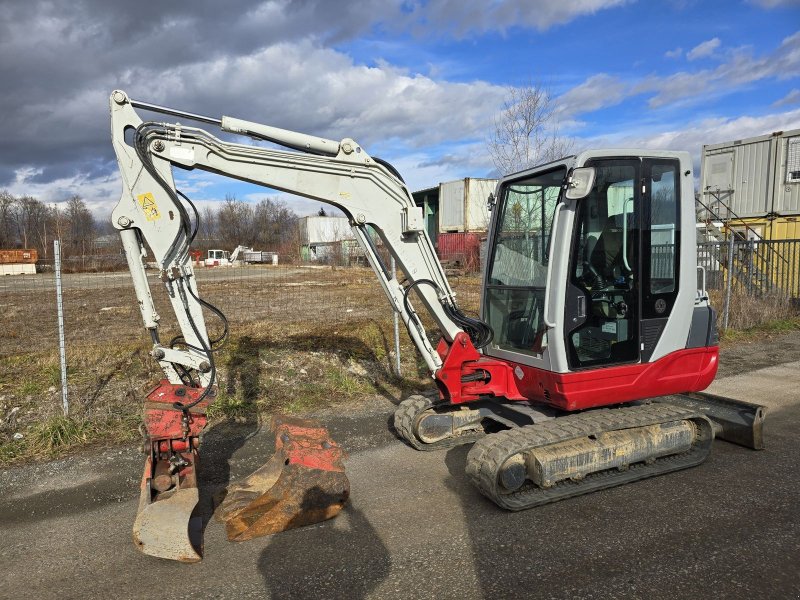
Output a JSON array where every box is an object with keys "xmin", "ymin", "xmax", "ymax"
[{"xmin": 0, "ymin": 262, "xmax": 795, "ymax": 466}]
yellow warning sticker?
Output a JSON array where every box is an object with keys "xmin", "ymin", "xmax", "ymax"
[{"xmin": 137, "ymin": 192, "xmax": 161, "ymax": 222}]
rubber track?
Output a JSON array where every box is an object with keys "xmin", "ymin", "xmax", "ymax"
[
  {"xmin": 394, "ymin": 395, "xmax": 486, "ymax": 451},
  {"xmin": 465, "ymin": 403, "xmax": 714, "ymax": 511}
]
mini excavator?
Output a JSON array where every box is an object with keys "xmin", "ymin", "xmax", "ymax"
[{"xmin": 110, "ymin": 90, "xmax": 765, "ymax": 562}]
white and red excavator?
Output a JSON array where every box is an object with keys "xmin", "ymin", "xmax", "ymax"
[{"xmin": 109, "ymin": 90, "xmax": 765, "ymax": 562}]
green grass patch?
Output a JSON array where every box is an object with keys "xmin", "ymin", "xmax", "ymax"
[{"xmin": 721, "ymin": 315, "xmax": 800, "ymax": 345}]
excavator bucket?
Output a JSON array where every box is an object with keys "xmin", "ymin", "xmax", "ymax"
[
  {"xmin": 216, "ymin": 415, "xmax": 349, "ymax": 542},
  {"xmin": 133, "ymin": 452, "xmax": 202, "ymax": 563},
  {"xmin": 132, "ymin": 381, "xmax": 211, "ymax": 563}
]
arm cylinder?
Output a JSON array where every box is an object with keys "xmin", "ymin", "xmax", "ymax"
[{"xmin": 120, "ymin": 228, "xmax": 160, "ymax": 330}]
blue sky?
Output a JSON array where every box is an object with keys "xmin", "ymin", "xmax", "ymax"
[{"xmin": 1, "ymin": 0, "xmax": 799, "ymax": 217}]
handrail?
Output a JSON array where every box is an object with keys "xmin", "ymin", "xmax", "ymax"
[{"xmin": 543, "ymin": 202, "xmax": 565, "ymax": 328}]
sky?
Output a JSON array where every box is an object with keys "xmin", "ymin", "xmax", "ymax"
[{"xmin": 1, "ymin": 0, "xmax": 799, "ymax": 218}]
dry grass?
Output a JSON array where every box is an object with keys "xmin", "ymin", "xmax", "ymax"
[
  {"xmin": 709, "ymin": 288, "xmax": 800, "ymax": 335},
  {"xmin": 0, "ymin": 313, "xmax": 433, "ymax": 466}
]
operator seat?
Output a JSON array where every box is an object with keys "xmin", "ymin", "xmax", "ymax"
[{"xmin": 588, "ymin": 215, "xmax": 626, "ymax": 285}]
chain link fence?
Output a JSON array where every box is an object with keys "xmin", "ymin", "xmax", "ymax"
[
  {"xmin": 1, "ymin": 238, "xmax": 796, "ymax": 420},
  {"xmin": 0, "ymin": 249, "xmax": 483, "ymax": 422}
]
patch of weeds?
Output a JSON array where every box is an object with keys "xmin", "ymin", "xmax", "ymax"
[
  {"xmin": 16, "ymin": 380, "xmax": 46, "ymax": 396},
  {"xmin": 30, "ymin": 415, "xmax": 95, "ymax": 455},
  {"xmin": 0, "ymin": 437, "xmax": 30, "ymax": 463},
  {"xmin": 324, "ymin": 365, "xmax": 370, "ymax": 396},
  {"xmin": 283, "ymin": 384, "xmax": 327, "ymax": 413},
  {"xmin": 721, "ymin": 315, "xmax": 800, "ymax": 345},
  {"xmin": 207, "ymin": 390, "xmax": 256, "ymax": 420}
]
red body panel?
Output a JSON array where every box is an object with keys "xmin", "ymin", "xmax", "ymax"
[
  {"xmin": 434, "ymin": 337, "xmax": 719, "ymax": 412},
  {"xmin": 513, "ymin": 346, "xmax": 719, "ymax": 411}
]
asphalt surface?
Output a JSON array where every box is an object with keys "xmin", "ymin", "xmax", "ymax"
[{"xmin": 2, "ymin": 350, "xmax": 799, "ymax": 599}]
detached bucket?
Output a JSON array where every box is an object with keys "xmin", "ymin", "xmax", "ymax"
[{"xmin": 216, "ymin": 415, "xmax": 349, "ymax": 542}]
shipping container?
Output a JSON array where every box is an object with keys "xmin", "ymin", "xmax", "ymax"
[
  {"xmin": 0, "ymin": 249, "xmax": 37, "ymax": 264},
  {"xmin": 242, "ymin": 250, "xmax": 278, "ymax": 265},
  {"xmin": 299, "ymin": 216, "xmax": 354, "ymax": 245},
  {"xmin": 437, "ymin": 232, "xmax": 482, "ymax": 271},
  {"xmin": 438, "ymin": 178, "xmax": 497, "ymax": 233},
  {"xmin": 701, "ymin": 128, "xmax": 800, "ymax": 223}
]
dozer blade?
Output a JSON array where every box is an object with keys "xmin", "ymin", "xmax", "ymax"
[
  {"xmin": 659, "ymin": 392, "xmax": 766, "ymax": 450},
  {"xmin": 132, "ymin": 454, "xmax": 202, "ymax": 563},
  {"xmin": 216, "ymin": 415, "xmax": 349, "ymax": 542}
]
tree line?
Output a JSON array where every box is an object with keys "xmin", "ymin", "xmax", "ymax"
[
  {"xmin": 0, "ymin": 191, "xmax": 95, "ymax": 259},
  {"xmin": 0, "ymin": 190, "xmax": 303, "ymax": 262},
  {"xmin": 196, "ymin": 195, "xmax": 300, "ymax": 255}
]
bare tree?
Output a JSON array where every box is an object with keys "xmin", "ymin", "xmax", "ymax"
[
  {"xmin": 63, "ymin": 195, "xmax": 95, "ymax": 257},
  {"xmin": 0, "ymin": 191, "xmax": 16, "ymax": 247},
  {"xmin": 217, "ymin": 194, "xmax": 254, "ymax": 248},
  {"xmin": 14, "ymin": 195, "xmax": 49, "ymax": 250},
  {"xmin": 198, "ymin": 205, "xmax": 217, "ymax": 250},
  {"xmin": 488, "ymin": 82, "xmax": 575, "ymax": 175},
  {"xmin": 253, "ymin": 197, "xmax": 298, "ymax": 249}
]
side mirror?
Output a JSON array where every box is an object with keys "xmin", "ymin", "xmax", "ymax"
[{"xmin": 565, "ymin": 167, "xmax": 595, "ymax": 200}]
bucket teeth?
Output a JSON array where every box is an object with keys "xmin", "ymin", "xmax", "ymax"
[{"xmin": 216, "ymin": 415, "xmax": 349, "ymax": 542}]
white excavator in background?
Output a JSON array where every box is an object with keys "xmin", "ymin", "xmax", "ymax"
[{"xmin": 109, "ymin": 90, "xmax": 765, "ymax": 563}]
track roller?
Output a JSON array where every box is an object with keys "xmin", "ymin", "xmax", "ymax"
[
  {"xmin": 394, "ymin": 395, "xmax": 487, "ymax": 451},
  {"xmin": 466, "ymin": 403, "xmax": 714, "ymax": 510}
]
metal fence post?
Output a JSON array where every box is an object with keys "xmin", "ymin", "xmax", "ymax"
[
  {"xmin": 723, "ymin": 232, "xmax": 735, "ymax": 331},
  {"xmin": 391, "ymin": 257, "xmax": 401, "ymax": 377},
  {"xmin": 54, "ymin": 240, "xmax": 69, "ymax": 416}
]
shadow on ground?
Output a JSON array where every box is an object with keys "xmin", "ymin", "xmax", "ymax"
[{"xmin": 257, "ymin": 499, "xmax": 391, "ymax": 599}]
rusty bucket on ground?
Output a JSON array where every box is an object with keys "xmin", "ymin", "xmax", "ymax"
[{"xmin": 215, "ymin": 415, "xmax": 350, "ymax": 542}]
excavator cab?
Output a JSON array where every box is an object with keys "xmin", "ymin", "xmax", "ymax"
[{"xmin": 480, "ymin": 152, "xmax": 714, "ymax": 410}]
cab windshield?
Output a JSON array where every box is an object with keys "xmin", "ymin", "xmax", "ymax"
[{"xmin": 484, "ymin": 166, "xmax": 567, "ymax": 356}]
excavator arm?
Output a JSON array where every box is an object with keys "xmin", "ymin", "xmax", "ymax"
[
  {"xmin": 109, "ymin": 90, "xmax": 495, "ymax": 377},
  {"xmin": 110, "ymin": 90, "xmax": 502, "ymax": 562}
]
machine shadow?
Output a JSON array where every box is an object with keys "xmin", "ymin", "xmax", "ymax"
[
  {"xmin": 195, "ymin": 336, "xmax": 265, "ymax": 537},
  {"xmin": 231, "ymin": 322, "xmax": 429, "ymax": 407},
  {"xmin": 257, "ymin": 494, "xmax": 391, "ymax": 599},
  {"xmin": 443, "ymin": 444, "xmax": 510, "ymax": 600}
]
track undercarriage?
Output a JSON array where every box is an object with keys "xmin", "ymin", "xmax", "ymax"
[{"xmin": 394, "ymin": 393, "xmax": 763, "ymax": 511}]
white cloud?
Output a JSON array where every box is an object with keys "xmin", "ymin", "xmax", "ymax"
[
  {"xmin": 687, "ymin": 37, "xmax": 721, "ymax": 61},
  {"xmin": 556, "ymin": 74, "xmax": 630, "ymax": 117},
  {"xmin": 748, "ymin": 0, "xmax": 800, "ymax": 7},
  {"xmin": 582, "ymin": 107, "xmax": 800, "ymax": 174},
  {"xmin": 6, "ymin": 167, "xmax": 121, "ymax": 218},
  {"xmin": 406, "ymin": 0, "xmax": 632, "ymax": 35},
  {"xmin": 665, "ymin": 47, "xmax": 683, "ymax": 59},
  {"xmin": 773, "ymin": 88, "xmax": 800, "ymax": 107},
  {"xmin": 133, "ymin": 40, "xmax": 508, "ymax": 150}
]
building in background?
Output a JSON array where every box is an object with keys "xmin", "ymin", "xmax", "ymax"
[
  {"xmin": 700, "ymin": 128, "xmax": 800, "ymax": 240},
  {"xmin": 298, "ymin": 215, "xmax": 361, "ymax": 265},
  {"xmin": 413, "ymin": 178, "xmax": 498, "ymax": 271},
  {"xmin": 0, "ymin": 249, "xmax": 37, "ymax": 275},
  {"xmin": 699, "ymin": 128, "xmax": 800, "ymax": 298}
]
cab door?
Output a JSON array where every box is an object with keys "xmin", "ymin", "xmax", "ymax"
[
  {"xmin": 563, "ymin": 157, "xmax": 682, "ymax": 369},
  {"xmin": 564, "ymin": 159, "xmax": 641, "ymax": 369}
]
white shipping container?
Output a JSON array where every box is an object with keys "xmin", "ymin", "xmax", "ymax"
[
  {"xmin": 299, "ymin": 216, "xmax": 355, "ymax": 245},
  {"xmin": 701, "ymin": 128, "xmax": 800, "ymax": 218},
  {"xmin": 438, "ymin": 178, "xmax": 497, "ymax": 232}
]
